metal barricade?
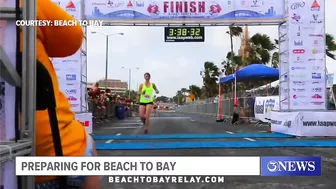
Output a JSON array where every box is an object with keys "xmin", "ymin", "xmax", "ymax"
[
  {"xmin": 88, "ymin": 100, "xmax": 138, "ymax": 124},
  {"xmin": 176, "ymin": 91, "xmax": 258, "ymax": 123}
]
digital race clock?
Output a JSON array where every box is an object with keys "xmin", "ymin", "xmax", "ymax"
[{"xmin": 164, "ymin": 27, "xmax": 205, "ymax": 42}]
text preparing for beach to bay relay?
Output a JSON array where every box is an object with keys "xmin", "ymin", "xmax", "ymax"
[
  {"xmin": 15, "ymin": 20, "xmax": 103, "ymax": 27},
  {"xmin": 17, "ymin": 157, "xmax": 227, "ymax": 184}
]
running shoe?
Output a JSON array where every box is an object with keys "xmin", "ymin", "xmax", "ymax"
[{"xmin": 144, "ymin": 128, "xmax": 148, "ymax": 134}]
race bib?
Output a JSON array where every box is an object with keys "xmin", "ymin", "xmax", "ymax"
[{"xmin": 144, "ymin": 94, "xmax": 152, "ymax": 100}]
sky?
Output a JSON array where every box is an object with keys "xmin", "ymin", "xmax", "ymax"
[{"xmin": 86, "ymin": 0, "xmax": 336, "ymax": 97}]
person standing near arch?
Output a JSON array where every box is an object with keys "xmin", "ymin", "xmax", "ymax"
[{"xmin": 137, "ymin": 73, "xmax": 159, "ymax": 134}]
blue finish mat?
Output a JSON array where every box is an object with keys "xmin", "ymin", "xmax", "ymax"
[
  {"xmin": 96, "ymin": 140, "xmax": 336, "ymax": 150},
  {"xmin": 92, "ymin": 133, "xmax": 293, "ymax": 140}
]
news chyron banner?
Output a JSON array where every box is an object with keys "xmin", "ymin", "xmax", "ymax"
[
  {"xmin": 84, "ymin": 0, "xmax": 284, "ymax": 24},
  {"xmin": 16, "ymin": 156, "xmax": 322, "ymax": 179},
  {"xmin": 51, "ymin": 0, "xmax": 83, "ymax": 112},
  {"xmin": 287, "ymin": 0, "xmax": 326, "ymax": 110}
]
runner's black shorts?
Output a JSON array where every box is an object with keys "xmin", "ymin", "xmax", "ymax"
[
  {"xmin": 153, "ymin": 106, "xmax": 157, "ymax": 109},
  {"xmin": 140, "ymin": 102, "xmax": 154, "ymax": 106}
]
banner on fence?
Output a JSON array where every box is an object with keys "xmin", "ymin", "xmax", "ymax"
[
  {"xmin": 297, "ymin": 111, "xmax": 336, "ymax": 136},
  {"xmin": 270, "ymin": 111, "xmax": 299, "ymax": 136},
  {"xmin": 254, "ymin": 96, "xmax": 279, "ymax": 122},
  {"xmin": 84, "ymin": 0, "xmax": 284, "ymax": 24},
  {"xmin": 75, "ymin": 112, "xmax": 93, "ymax": 134}
]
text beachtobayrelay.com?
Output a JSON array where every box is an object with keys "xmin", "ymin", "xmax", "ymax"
[{"xmin": 108, "ymin": 176, "xmax": 225, "ymax": 183}]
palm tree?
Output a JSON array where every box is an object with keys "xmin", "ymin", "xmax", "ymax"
[
  {"xmin": 227, "ymin": 26, "xmax": 243, "ymax": 72},
  {"xmin": 202, "ymin": 62, "xmax": 220, "ymax": 98},
  {"xmin": 174, "ymin": 90, "xmax": 184, "ymax": 105},
  {"xmin": 181, "ymin": 88, "xmax": 188, "ymax": 95},
  {"xmin": 188, "ymin": 85, "xmax": 202, "ymax": 100},
  {"xmin": 224, "ymin": 52, "xmax": 244, "ymax": 75},
  {"xmin": 326, "ymin": 33, "xmax": 336, "ymax": 60},
  {"xmin": 248, "ymin": 33, "xmax": 276, "ymax": 64}
]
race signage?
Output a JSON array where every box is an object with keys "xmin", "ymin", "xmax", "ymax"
[
  {"xmin": 285, "ymin": 0, "xmax": 326, "ymax": 110},
  {"xmin": 51, "ymin": 0, "xmax": 84, "ymax": 112},
  {"xmin": 84, "ymin": 0, "xmax": 284, "ymax": 24},
  {"xmin": 164, "ymin": 27, "xmax": 204, "ymax": 42},
  {"xmin": 254, "ymin": 96, "xmax": 279, "ymax": 123}
]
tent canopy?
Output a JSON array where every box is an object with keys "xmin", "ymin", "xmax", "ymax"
[
  {"xmin": 219, "ymin": 74, "xmax": 234, "ymax": 83},
  {"xmin": 219, "ymin": 64, "xmax": 279, "ymax": 84}
]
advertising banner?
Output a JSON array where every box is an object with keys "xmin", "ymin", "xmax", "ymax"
[
  {"xmin": 297, "ymin": 111, "xmax": 336, "ymax": 136},
  {"xmin": 52, "ymin": 0, "xmax": 82, "ymax": 20},
  {"xmin": 270, "ymin": 111, "xmax": 300, "ymax": 136},
  {"xmin": 75, "ymin": 112, "xmax": 93, "ymax": 134},
  {"xmin": 287, "ymin": 0, "xmax": 326, "ymax": 110},
  {"xmin": 254, "ymin": 96, "xmax": 279, "ymax": 122},
  {"xmin": 51, "ymin": 0, "xmax": 84, "ymax": 112},
  {"xmin": 59, "ymin": 83, "xmax": 82, "ymax": 111},
  {"xmin": 84, "ymin": 0, "xmax": 284, "ymax": 24}
]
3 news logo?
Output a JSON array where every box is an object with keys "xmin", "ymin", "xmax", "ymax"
[{"xmin": 261, "ymin": 156, "xmax": 321, "ymax": 176}]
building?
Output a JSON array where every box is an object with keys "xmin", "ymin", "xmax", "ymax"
[{"xmin": 87, "ymin": 79, "xmax": 128, "ymax": 93}]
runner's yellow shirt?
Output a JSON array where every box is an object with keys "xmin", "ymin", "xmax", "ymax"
[{"xmin": 140, "ymin": 83, "xmax": 155, "ymax": 103}]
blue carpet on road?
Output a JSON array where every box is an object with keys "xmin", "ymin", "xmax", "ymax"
[
  {"xmin": 92, "ymin": 133, "xmax": 293, "ymax": 140},
  {"xmin": 96, "ymin": 140, "xmax": 336, "ymax": 150}
]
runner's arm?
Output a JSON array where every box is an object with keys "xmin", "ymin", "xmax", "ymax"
[
  {"xmin": 153, "ymin": 83, "xmax": 159, "ymax": 93},
  {"xmin": 137, "ymin": 84, "xmax": 143, "ymax": 95}
]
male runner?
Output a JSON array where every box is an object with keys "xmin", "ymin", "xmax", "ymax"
[{"xmin": 137, "ymin": 72, "xmax": 159, "ymax": 134}]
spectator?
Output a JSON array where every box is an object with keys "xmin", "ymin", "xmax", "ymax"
[
  {"xmin": 247, "ymin": 94, "xmax": 255, "ymax": 117},
  {"xmin": 91, "ymin": 82, "xmax": 100, "ymax": 101},
  {"xmin": 327, "ymin": 92, "xmax": 335, "ymax": 110}
]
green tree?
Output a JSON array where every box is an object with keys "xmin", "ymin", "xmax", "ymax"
[
  {"xmin": 123, "ymin": 90, "xmax": 138, "ymax": 100},
  {"xmin": 271, "ymin": 52, "xmax": 279, "ymax": 68},
  {"xmin": 173, "ymin": 90, "xmax": 184, "ymax": 105},
  {"xmin": 248, "ymin": 33, "xmax": 276, "ymax": 64},
  {"xmin": 156, "ymin": 96, "xmax": 169, "ymax": 102},
  {"xmin": 202, "ymin": 62, "xmax": 219, "ymax": 98},
  {"xmin": 223, "ymin": 52, "xmax": 243, "ymax": 75},
  {"xmin": 181, "ymin": 88, "xmax": 188, "ymax": 95},
  {"xmin": 226, "ymin": 26, "xmax": 243, "ymax": 73},
  {"xmin": 326, "ymin": 33, "xmax": 336, "ymax": 59},
  {"xmin": 188, "ymin": 85, "xmax": 202, "ymax": 100}
]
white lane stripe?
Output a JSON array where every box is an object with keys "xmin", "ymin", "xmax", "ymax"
[
  {"xmin": 115, "ymin": 123, "xmax": 143, "ymax": 125},
  {"xmin": 244, "ymin": 138, "xmax": 256, "ymax": 141},
  {"xmin": 105, "ymin": 139, "xmax": 114, "ymax": 143},
  {"xmin": 101, "ymin": 126, "xmax": 142, "ymax": 129},
  {"xmin": 226, "ymin": 131, "xmax": 234, "ymax": 134}
]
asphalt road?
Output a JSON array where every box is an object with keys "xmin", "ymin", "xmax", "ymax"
[{"xmin": 93, "ymin": 111, "xmax": 336, "ymax": 189}]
